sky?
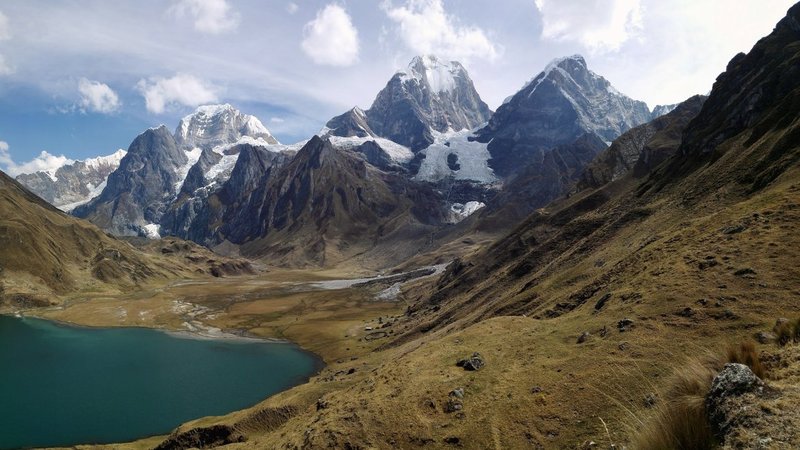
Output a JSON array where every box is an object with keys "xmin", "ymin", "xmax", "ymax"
[{"xmin": 0, "ymin": 0, "xmax": 795, "ymax": 176}]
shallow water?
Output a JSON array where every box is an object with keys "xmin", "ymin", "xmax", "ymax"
[{"xmin": 0, "ymin": 315, "xmax": 322, "ymax": 449}]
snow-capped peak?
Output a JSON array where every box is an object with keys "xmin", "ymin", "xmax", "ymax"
[
  {"xmin": 175, "ymin": 103, "xmax": 279, "ymax": 149},
  {"xmin": 399, "ymin": 55, "xmax": 464, "ymax": 94},
  {"xmin": 501, "ymin": 54, "xmax": 627, "ymax": 105}
]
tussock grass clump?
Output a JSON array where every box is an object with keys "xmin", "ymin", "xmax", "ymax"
[
  {"xmin": 726, "ymin": 341, "xmax": 766, "ymax": 378},
  {"xmin": 634, "ymin": 358, "xmax": 719, "ymax": 450},
  {"xmin": 635, "ymin": 342, "xmax": 767, "ymax": 449},
  {"xmin": 773, "ymin": 318, "xmax": 800, "ymax": 347}
]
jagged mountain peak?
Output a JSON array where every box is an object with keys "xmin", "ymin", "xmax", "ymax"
[
  {"xmin": 399, "ymin": 55, "xmax": 468, "ymax": 94},
  {"xmin": 329, "ymin": 55, "xmax": 492, "ymax": 151},
  {"xmin": 175, "ymin": 103, "xmax": 278, "ymax": 149},
  {"xmin": 475, "ymin": 53, "xmax": 651, "ymax": 185},
  {"xmin": 509, "ymin": 54, "xmax": 631, "ymax": 106}
]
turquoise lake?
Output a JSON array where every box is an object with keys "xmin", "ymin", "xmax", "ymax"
[{"xmin": 0, "ymin": 315, "xmax": 322, "ymax": 449}]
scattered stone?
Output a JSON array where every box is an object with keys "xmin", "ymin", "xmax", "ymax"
[
  {"xmin": 734, "ymin": 268, "xmax": 757, "ymax": 278},
  {"xmin": 618, "ymin": 342, "xmax": 629, "ymax": 351},
  {"xmin": 678, "ymin": 307, "xmax": 695, "ymax": 317},
  {"xmin": 347, "ymin": 368, "xmax": 356, "ymax": 375},
  {"xmin": 644, "ymin": 392, "xmax": 658, "ymax": 408},
  {"xmin": 599, "ymin": 325, "xmax": 608, "ymax": 338},
  {"xmin": 450, "ymin": 387, "xmax": 464, "ymax": 399},
  {"xmin": 456, "ymin": 352, "xmax": 485, "ymax": 371},
  {"xmin": 577, "ymin": 331, "xmax": 591, "ymax": 344},
  {"xmin": 444, "ymin": 398, "xmax": 463, "ymax": 413},
  {"xmin": 594, "ymin": 293, "xmax": 611, "ymax": 311},
  {"xmin": 443, "ymin": 436, "xmax": 461, "ymax": 445},
  {"xmin": 316, "ymin": 398, "xmax": 329, "ymax": 410},
  {"xmin": 580, "ymin": 441, "xmax": 597, "ymax": 449},
  {"xmin": 364, "ymin": 331, "xmax": 388, "ymax": 341},
  {"xmin": 722, "ymin": 224, "xmax": 746, "ymax": 234},
  {"xmin": 697, "ymin": 298, "xmax": 709, "ymax": 306},
  {"xmin": 755, "ymin": 331, "xmax": 777, "ymax": 344},
  {"xmin": 530, "ymin": 386, "xmax": 543, "ymax": 394},
  {"xmin": 699, "ymin": 258, "xmax": 719, "ymax": 270},
  {"xmin": 617, "ymin": 318, "xmax": 635, "ymax": 332}
]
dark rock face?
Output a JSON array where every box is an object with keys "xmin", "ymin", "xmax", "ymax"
[
  {"xmin": 475, "ymin": 55, "xmax": 651, "ymax": 178},
  {"xmin": 165, "ymin": 144, "xmax": 292, "ymax": 243},
  {"xmin": 578, "ymin": 95, "xmax": 707, "ymax": 190},
  {"xmin": 326, "ymin": 55, "xmax": 492, "ymax": 151},
  {"xmin": 179, "ymin": 136, "xmax": 445, "ymax": 266},
  {"xmin": 153, "ymin": 425, "xmax": 244, "ymax": 450},
  {"xmin": 72, "ymin": 105, "xmax": 283, "ymax": 238},
  {"xmin": 486, "ymin": 132, "xmax": 608, "ymax": 221},
  {"xmin": 354, "ymin": 140, "xmax": 404, "ymax": 172},
  {"xmin": 15, "ymin": 150, "xmax": 126, "ymax": 211},
  {"xmin": 324, "ymin": 107, "xmax": 375, "ymax": 138},
  {"xmin": 73, "ymin": 126, "xmax": 187, "ymax": 236},
  {"xmin": 664, "ymin": 3, "xmax": 800, "ymax": 190},
  {"xmin": 179, "ymin": 148, "xmax": 223, "ymax": 196}
]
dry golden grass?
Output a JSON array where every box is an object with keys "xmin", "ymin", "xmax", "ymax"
[
  {"xmin": 635, "ymin": 341, "xmax": 768, "ymax": 450},
  {"xmin": 634, "ymin": 358, "xmax": 719, "ymax": 450}
]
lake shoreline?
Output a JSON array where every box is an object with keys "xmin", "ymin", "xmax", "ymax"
[{"xmin": 0, "ymin": 314, "xmax": 326, "ymax": 450}]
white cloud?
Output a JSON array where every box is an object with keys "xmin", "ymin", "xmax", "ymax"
[
  {"xmin": 301, "ymin": 4, "xmax": 360, "ymax": 66},
  {"xmin": 170, "ymin": 0, "xmax": 239, "ymax": 34},
  {"xmin": 286, "ymin": 3, "xmax": 299, "ymax": 15},
  {"xmin": 0, "ymin": 141, "xmax": 13, "ymax": 170},
  {"xmin": 78, "ymin": 78, "xmax": 120, "ymax": 113},
  {"xmin": 382, "ymin": 0, "xmax": 500, "ymax": 62},
  {"xmin": 270, "ymin": 117, "xmax": 285, "ymax": 123},
  {"xmin": 0, "ymin": 11, "xmax": 10, "ymax": 40},
  {"xmin": 0, "ymin": 142, "xmax": 74, "ymax": 177},
  {"xmin": 0, "ymin": 54, "xmax": 12, "ymax": 75},
  {"xmin": 136, "ymin": 73, "xmax": 218, "ymax": 114},
  {"xmin": 534, "ymin": 0, "xmax": 643, "ymax": 54}
]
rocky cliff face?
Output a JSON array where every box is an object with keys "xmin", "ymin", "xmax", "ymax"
[
  {"xmin": 15, "ymin": 150, "xmax": 126, "ymax": 211},
  {"xmin": 475, "ymin": 55, "xmax": 652, "ymax": 178},
  {"xmin": 578, "ymin": 94, "xmax": 707, "ymax": 190},
  {"xmin": 196, "ymin": 136, "xmax": 445, "ymax": 266},
  {"xmin": 73, "ymin": 126, "xmax": 189, "ymax": 237},
  {"xmin": 677, "ymin": 4, "xmax": 800, "ymax": 162},
  {"xmin": 163, "ymin": 143, "xmax": 293, "ymax": 243},
  {"xmin": 72, "ymin": 105, "xmax": 285, "ymax": 238}
]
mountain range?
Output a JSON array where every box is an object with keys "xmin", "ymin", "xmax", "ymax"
[{"xmin": 15, "ymin": 53, "xmax": 676, "ymax": 268}]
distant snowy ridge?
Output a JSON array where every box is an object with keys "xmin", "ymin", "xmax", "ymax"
[{"xmin": 15, "ymin": 148, "xmax": 128, "ymax": 211}]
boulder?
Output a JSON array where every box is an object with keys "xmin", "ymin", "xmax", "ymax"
[
  {"xmin": 456, "ymin": 352, "xmax": 485, "ymax": 371},
  {"xmin": 705, "ymin": 363, "xmax": 765, "ymax": 439},
  {"xmin": 617, "ymin": 318, "xmax": 635, "ymax": 332}
]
